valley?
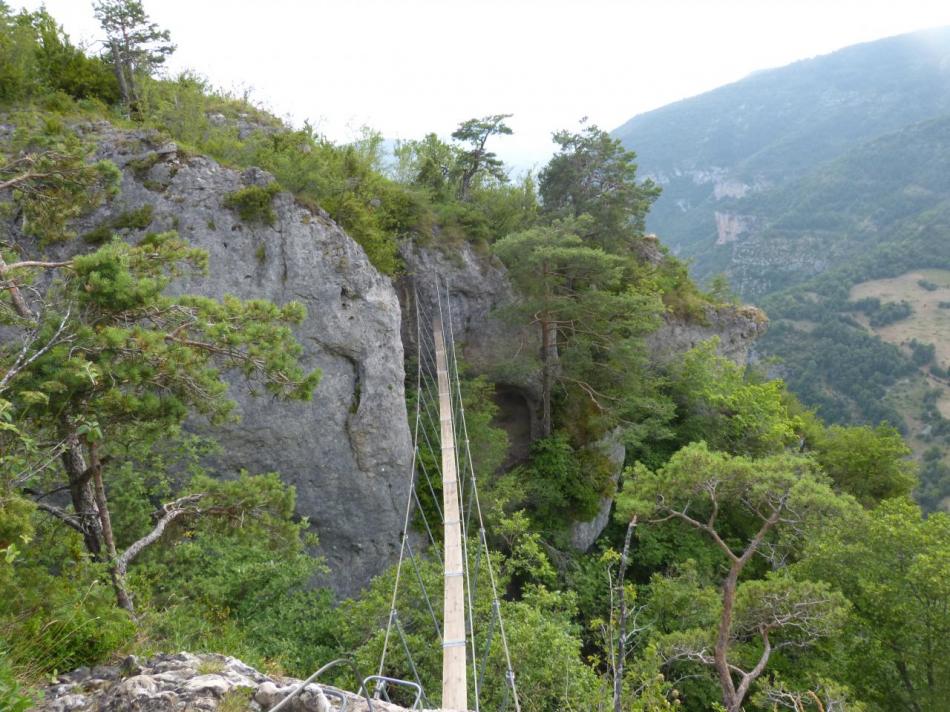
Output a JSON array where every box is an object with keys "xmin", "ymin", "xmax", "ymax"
[{"xmin": 613, "ymin": 29, "xmax": 950, "ymax": 509}]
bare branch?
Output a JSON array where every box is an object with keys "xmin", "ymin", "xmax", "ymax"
[
  {"xmin": 735, "ymin": 627, "xmax": 772, "ymax": 702},
  {"xmin": 0, "ymin": 308, "xmax": 71, "ymax": 393},
  {"xmin": 34, "ymin": 501, "xmax": 86, "ymax": 535},
  {"xmin": 115, "ymin": 494, "xmax": 205, "ymax": 575},
  {"xmin": 0, "ymin": 259, "xmax": 72, "ymax": 274}
]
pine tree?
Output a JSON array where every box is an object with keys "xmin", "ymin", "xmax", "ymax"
[{"xmin": 93, "ymin": 0, "xmax": 174, "ymax": 112}]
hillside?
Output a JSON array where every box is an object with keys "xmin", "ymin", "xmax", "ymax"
[
  {"xmin": 614, "ymin": 26, "xmax": 950, "ymax": 290},
  {"xmin": 614, "ymin": 28, "xmax": 950, "ymax": 508}
]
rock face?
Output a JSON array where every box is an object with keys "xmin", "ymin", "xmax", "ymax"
[
  {"xmin": 647, "ymin": 304, "xmax": 768, "ymax": 367},
  {"xmin": 71, "ymin": 125, "xmax": 413, "ymax": 596},
  {"xmin": 33, "ymin": 652, "xmax": 424, "ymax": 712},
  {"xmin": 569, "ymin": 428, "xmax": 626, "ymax": 552},
  {"xmin": 398, "ymin": 241, "xmax": 543, "ymax": 459},
  {"xmin": 398, "ymin": 241, "xmax": 533, "ymax": 381}
]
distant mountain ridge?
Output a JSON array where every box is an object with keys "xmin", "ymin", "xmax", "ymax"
[{"xmin": 613, "ymin": 25, "xmax": 950, "ymax": 293}]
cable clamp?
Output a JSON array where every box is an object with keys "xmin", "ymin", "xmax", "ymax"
[{"xmin": 443, "ymin": 639, "xmax": 467, "ymax": 648}]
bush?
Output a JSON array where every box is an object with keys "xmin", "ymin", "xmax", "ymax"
[
  {"xmin": 0, "ymin": 7, "xmax": 118, "ymax": 105},
  {"xmin": 0, "ymin": 655, "xmax": 36, "ymax": 712},
  {"xmin": 918, "ymin": 279, "xmax": 939, "ymax": 291},
  {"xmin": 910, "ymin": 339, "xmax": 936, "ymax": 366},
  {"xmin": 223, "ymin": 183, "xmax": 280, "ymax": 226},
  {"xmin": 523, "ymin": 434, "xmax": 613, "ymax": 531},
  {"xmin": 0, "ymin": 554, "xmax": 135, "ymax": 676},
  {"xmin": 83, "ymin": 205, "xmax": 155, "ymax": 244},
  {"xmin": 869, "ymin": 300, "xmax": 913, "ymax": 327}
]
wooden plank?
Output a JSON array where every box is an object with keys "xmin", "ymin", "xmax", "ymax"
[{"xmin": 433, "ymin": 317, "xmax": 468, "ymax": 711}]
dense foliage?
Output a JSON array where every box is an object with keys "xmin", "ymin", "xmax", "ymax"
[{"xmin": 2, "ymin": 5, "xmax": 947, "ymax": 712}]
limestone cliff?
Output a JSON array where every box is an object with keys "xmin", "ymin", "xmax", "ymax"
[
  {"xmin": 647, "ymin": 303, "xmax": 768, "ymax": 366},
  {"xmin": 6, "ymin": 119, "xmax": 769, "ymax": 590},
  {"xmin": 64, "ymin": 124, "xmax": 413, "ymax": 597},
  {"xmin": 398, "ymin": 241, "xmax": 767, "ymax": 551}
]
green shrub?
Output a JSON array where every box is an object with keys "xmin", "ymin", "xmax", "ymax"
[
  {"xmin": 224, "ymin": 183, "xmax": 280, "ymax": 226},
  {"xmin": 0, "ymin": 655, "xmax": 36, "ymax": 712},
  {"xmin": 82, "ymin": 224, "xmax": 115, "ymax": 247},
  {"xmin": 127, "ymin": 152, "xmax": 161, "ymax": 178},
  {"xmin": 83, "ymin": 205, "xmax": 155, "ymax": 244},
  {"xmin": 0, "ymin": 556, "xmax": 135, "ymax": 676},
  {"xmin": 869, "ymin": 300, "xmax": 912, "ymax": 326},
  {"xmin": 523, "ymin": 434, "xmax": 612, "ymax": 532},
  {"xmin": 112, "ymin": 204, "xmax": 154, "ymax": 230}
]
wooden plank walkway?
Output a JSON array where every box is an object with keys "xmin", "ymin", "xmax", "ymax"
[{"xmin": 433, "ymin": 317, "xmax": 467, "ymax": 711}]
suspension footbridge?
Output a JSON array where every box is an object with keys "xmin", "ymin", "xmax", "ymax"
[{"xmin": 273, "ymin": 280, "xmax": 520, "ymax": 712}]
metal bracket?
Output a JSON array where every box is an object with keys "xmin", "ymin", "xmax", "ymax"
[
  {"xmin": 362, "ymin": 674, "xmax": 423, "ymax": 710},
  {"xmin": 269, "ymin": 658, "xmax": 373, "ymax": 712}
]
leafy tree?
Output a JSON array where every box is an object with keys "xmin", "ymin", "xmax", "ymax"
[
  {"xmin": 917, "ymin": 446, "xmax": 950, "ymax": 512},
  {"xmin": 494, "ymin": 217, "xmax": 664, "ymax": 437},
  {"xmin": 669, "ymin": 340, "xmax": 800, "ymax": 457},
  {"xmin": 393, "ymin": 132, "xmax": 459, "ymax": 200},
  {"xmin": 797, "ymin": 498, "xmax": 950, "ymax": 712},
  {"xmin": 539, "ymin": 121, "xmax": 660, "ymax": 254},
  {"xmin": 93, "ymin": 0, "xmax": 174, "ymax": 111},
  {"xmin": 808, "ymin": 423, "xmax": 916, "ymax": 506},
  {"xmin": 0, "ymin": 5, "xmax": 117, "ymax": 104},
  {"xmin": 3, "ymin": 234, "xmax": 318, "ymax": 612},
  {"xmin": 519, "ymin": 433, "xmax": 615, "ymax": 532},
  {"xmin": 619, "ymin": 443, "xmax": 851, "ymax": 712},
  {"xmin": 0, "ymin": 124, "xmax": 119, "ymax": 248},
  {"xmin": 336, "ymin": 517, "xmax": 602, "ymax": 712},
  {"xmin": 451, "ymin": 113, "xmax": 512, "ymax": 201}
]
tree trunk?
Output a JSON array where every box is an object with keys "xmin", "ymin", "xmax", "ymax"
[
  {"xmin": 109, "ymin": 40, "xmax": 131, "ymax": 107},
  {"xmin": 716, "ymin": 563, "xmax": 741, "ymax": 712},
  {"xmin": 88, "ymin": 441, "xmax": 135, "ymax": 613},
  {"xmin": 614, "ymin": 515, "xmax": 637, "ymax": 712},
  {"xmin": 540, "ymin": 316, "xmax": 553, "ymax": 438},
  {"xmin": 539, "ymin": 261, "xmax": 555, "ymax": 438},
  {"xmin": 60, "ymin": 428, "xmax": 104, "ymax": 559}
]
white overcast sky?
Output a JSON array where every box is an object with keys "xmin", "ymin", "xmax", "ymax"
[{"xmin": 19, "ymin": 0, "xmax": 950, "ymax": 171}]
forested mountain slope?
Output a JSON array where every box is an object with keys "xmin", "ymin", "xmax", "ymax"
[
  {"xmin": 614, "ymin": 26, "xmax": 950, "ymax": 289},
  {"xmin": 614, "ymin": 28, "xmax": 950, "ymax": 507}
]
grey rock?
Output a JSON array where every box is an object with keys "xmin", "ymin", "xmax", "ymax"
[
  {"xmin": 569, "ymin": 428, "xmax": 626, "ymax": 552},
  {"xmin": 35, "ymin": 653, "xmax": 428, "ymax": 711},
  {"xmin": 66, "ymin": 127, "xmax": 412, "ymax": 596},
  {"xmin": 184, "ymin": 675, "xmax": 232, "ymax": 697},
  {"xmin": 399, "ymin": 241, "xmax": 543, "ymax": 461},
  {"xmin": 647, "ymin": 304, "xmax": 768, "ymax": 367},
  {"xmin": 48, "ymin": 694, "xmax": 88, "ymax": 712}
]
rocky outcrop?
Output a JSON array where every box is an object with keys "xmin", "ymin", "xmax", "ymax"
[
  {"xmin": 67, "ymin": 125, "xmax": 413, "ymax": 596},
  {"xmin": 714, "ymin": 211, "xmax": 756, "ymax": 245},
  {"xmin": 398, "ymin": 241, "xmax": 543, "ymax": 455},
  {"xmin": 33, "ymin": 652, "xmax": 425, "ymax": 712},
  {"xmin": 398, "ymin": 241, "xmax": 533, "ymax": 381},
  {"xmin": 569, "ymin": 428, "xmax": 626, "ymax": 552},
  {"xmin": 647, "ymin": 304, "xmax": 768, "ymax": 366}
]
